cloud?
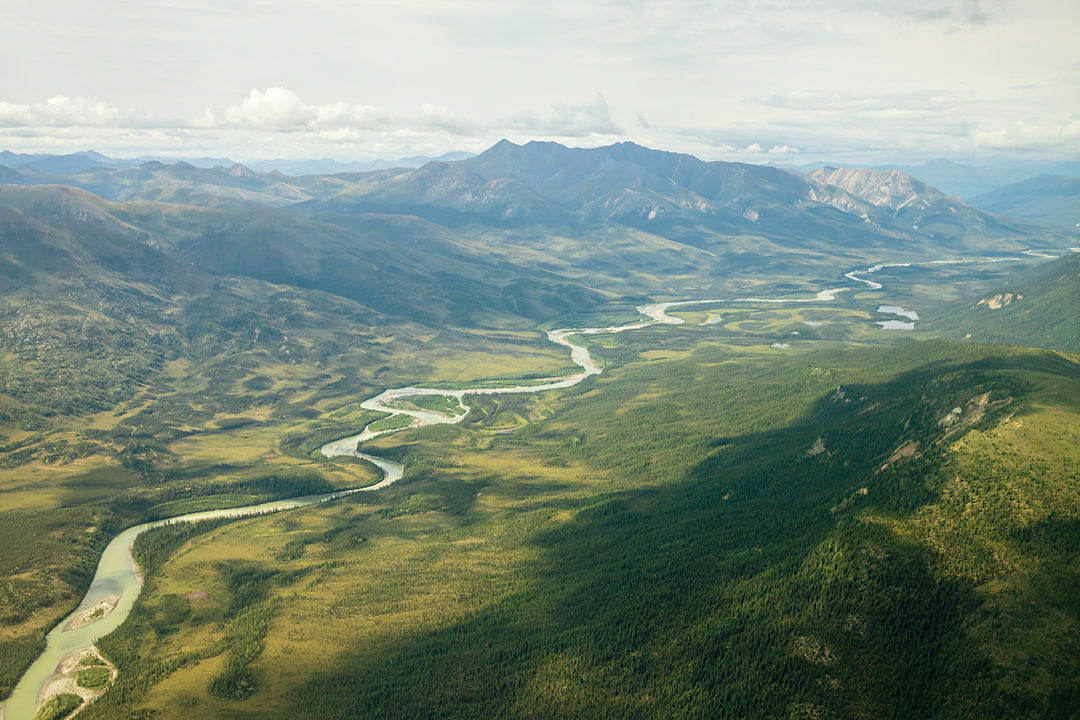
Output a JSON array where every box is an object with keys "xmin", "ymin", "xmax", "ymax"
[
  {"xmin": 761, "ymin": 89, "xmax": 957, "ymax": 114},
  {"xmin": 0, "ymin": 96, "xmax": 129, "ymax": 127},
  {"xmin": 973, "ymin": 120, "xmax": 1080, "ymax": 149},
  {"xmin": 505, "ymin": 94, "xmax": 623, "ymax": 137},
  {"xmin": 194, "ymin": 87, "xmax": 478, "ymax": 136},
  {"xmin": 884, "ymin": 0, "xmax": 1004, "ymax": 28},
  {"xmin": 763, "ymin": 0, "xmax": 1006, "ymax": 29},
  {"xmin": 220, "ymin": 87, "xmax": 317, "ymax": 130},
  {"xmin": 0, "ymin": 88, "xmax": 621, "ymax": 144}
]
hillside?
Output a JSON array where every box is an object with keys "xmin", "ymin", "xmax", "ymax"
[
  {"xmin": 926, "ymin": 252, "xmax": 1080, "ymax": 352},
  {"xmin": 969, "ymin": 175, "xmax": 1080, "ymax": 228},
  {"xmin": 806, "ymin": 166, "xmax": 1023, "ymax": 244},
  {"xmin": 0, "ymin": 185, "xmax": 608, "ymax": 325}
]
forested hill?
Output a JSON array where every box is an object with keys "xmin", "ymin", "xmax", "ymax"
[{"xmin": 927, "ymin": 252, "xmax": 1080, "ymax": 352}]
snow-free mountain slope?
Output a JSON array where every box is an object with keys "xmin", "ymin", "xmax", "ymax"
[{"xmin": 969, "ymin": 175, "xmax": 1080, "ymax": 228}]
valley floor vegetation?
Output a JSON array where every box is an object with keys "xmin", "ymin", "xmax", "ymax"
[{"xmin": 65, "ymin": 317, "xmax": 1080, "ymax": 719}]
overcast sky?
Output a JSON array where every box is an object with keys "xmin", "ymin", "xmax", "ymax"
[{"xmin": 1, "ymin": 0, "xmax": 1077, "ymax": 163}]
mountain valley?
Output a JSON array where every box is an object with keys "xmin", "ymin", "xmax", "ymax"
[{"xmin": 1, "ymin": 140, "xmax": 1078, "ymax": 720}]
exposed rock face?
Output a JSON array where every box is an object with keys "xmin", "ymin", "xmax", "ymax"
[
  {"xmin": 977, "ymin": 292, "xmax": 1023, "ymax": 309},
  {"xmin": 808, "ymin": 166, "xmax": 943, "ymax": 213}
]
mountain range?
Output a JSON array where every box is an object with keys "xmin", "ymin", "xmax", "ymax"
[
  {"xmin": 2, "ymin": 138, "xmax": 1077, "ymax": 438},
  {"xmin": 5, "ymin": 140, "xmax": 1076, "ymax": 311},
  {"xmin": 969, "ymin": 175, "xmax": 1080, "ymax": 228},
  {"xmin": 0, "ymin": 150, "xmax": 475, "ymax": 178}
]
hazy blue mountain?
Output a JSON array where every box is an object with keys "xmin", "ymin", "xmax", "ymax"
[
  {"xmin": 0, "ymin": 150, "xmax": 112, "ymax": 173},
  {"xmin": 248, "ymin": 151, "xmax": 474, "ymax": 176},
  {"xmin": 0, "ymin": 150, "xmax": 239, "ymax": 172},
  {"xmin": 7, "ymin": 161, "xmax": 338, "ymax": 207},
  {"xmin": 776, "ymin": 159, "xmax": 1019, "ymax": 198},
  {"xmin": 0, "ymin": 165, "xmax": 27, "ymax": 185},
  {"xmin": 781, "ymin": 157, "xmax": 1080, "ymax": 199},
  {"xmin": 129, "ymin": 155, "xmax": 237, "ymax": 169},
  {"xmin": 0, "ymin": 150, "xmax": 52, "ymax": 167},
  {"xmin": 0, "ymin": 184, "xmax": 605, "ymax": 325},
  {"xmin": 876, "ymin": 159, "xmax": 1028, "ymax": 199},
  {"xmin": 20, "ymin": 152, "xmax": 115, "ymax": 175},
  {"xmin": 0, "ymin": 159, "xmax": 415, "ymax": 208},
  {"xmin": 968, "ymin": 175, "xmax": 1080, "ymax": 228}
]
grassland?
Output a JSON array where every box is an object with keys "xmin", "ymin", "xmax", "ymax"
[{"xmin": 385, "ymin": 394, "xmax": 464, "ymax": 418}]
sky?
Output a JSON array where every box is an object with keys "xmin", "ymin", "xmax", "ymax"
[{"xmin": 0, "ymin": 0, "xmax": 1077, "ymax": 164}]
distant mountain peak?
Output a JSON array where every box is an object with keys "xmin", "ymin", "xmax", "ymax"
[
  {"xmin": 226, "ymin": 163, "xmax": 258, "ymax": 177},
  {"xmin": 809, "ymin": 166, "xmax": 942, "ymax": 212}
]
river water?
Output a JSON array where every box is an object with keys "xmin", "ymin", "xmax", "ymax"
[{"xmin": 0, "ymin": 469, "xmax": 402, "ymax": 720}]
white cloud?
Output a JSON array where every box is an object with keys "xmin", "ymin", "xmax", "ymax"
[
  {"xmin": 197, "ymin": 88, "xmax": 479, "ymax": 136},
  {"xmin": 221, "ymin": 87, "xmax": 317, "ymax": 130},
  {"xmin": 808, "ymin": 0, "xmax": 1007, "ymax": 28},
  {"xmin": 973, "ymin": 120, "xmax": 1080, "ymax": 149},
  {"xmin": 505, "ymin": 95, "xmax": 623, "ymax": 137},
  {"xmin": 0, "ymin": 88, "xmax": 630, "ymax": 160},
  {"xmin": 0, "ymin": 96, "xmax": 128, "ymax": 127}
]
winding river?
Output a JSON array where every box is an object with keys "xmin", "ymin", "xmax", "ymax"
[{"xmin": 1, "ymin": 252, "xmax": 1059, "ymax": 720}]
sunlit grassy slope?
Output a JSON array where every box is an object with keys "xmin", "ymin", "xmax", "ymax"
[{"xmin": 79, "ymin": 336, "xmax": 1080, "ymax": 720}]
